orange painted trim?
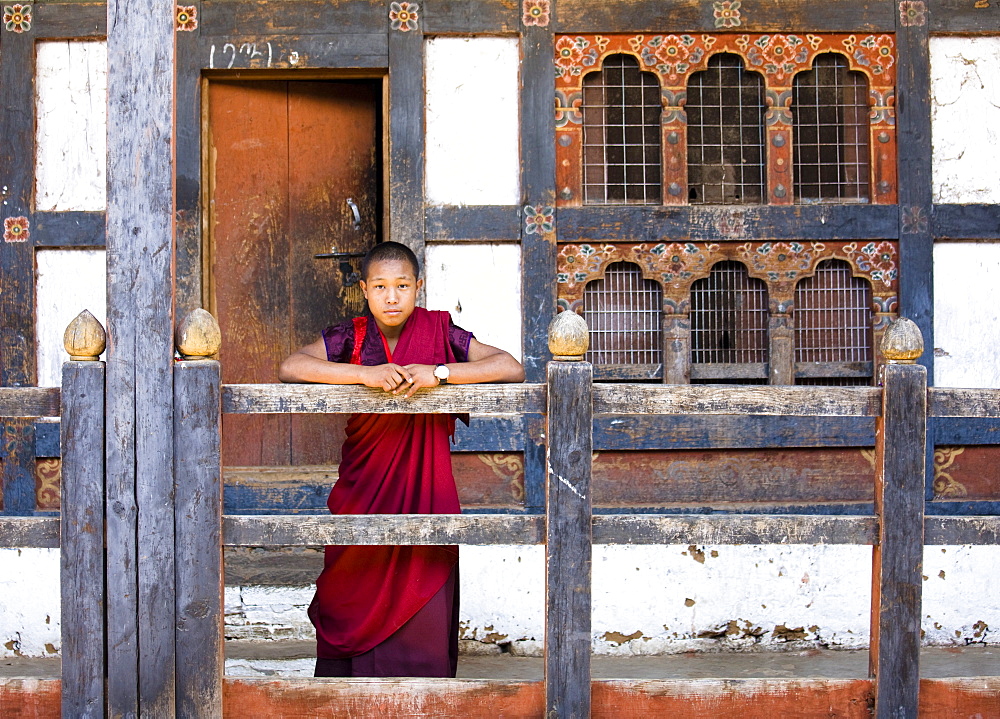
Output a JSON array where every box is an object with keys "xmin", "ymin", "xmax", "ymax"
[{"xmin": 0, "ymin": 679, "xmax": 61, "ymax": 719}]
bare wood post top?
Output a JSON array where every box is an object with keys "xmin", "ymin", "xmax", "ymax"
[
  {"xmin": 548, "ymin": 310, "xmax": 589, "ymax": 362},
  {"xmin": 63, "ymin": 310, "xmax": 106, "ymax": 361},
  {"xmin": 176, "ymin": 309, "xmax": 222, "ymax": 361},
  {"xmin": 880, "ymin": 317, "xmax": 924, "ymax": 365}
]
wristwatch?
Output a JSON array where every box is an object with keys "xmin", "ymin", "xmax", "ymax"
[{"xmin": 433, "ymin": 364, "xmax": 450, "ymax": 384}]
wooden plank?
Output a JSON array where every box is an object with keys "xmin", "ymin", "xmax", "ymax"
[
  {"xmin": 0, "ymin": 517, "xmax": 60, "ymax": 548},
  {"xmin": 870, "ymin": 363, "xmax": 926, "ymax": 719},
  {"xmin": 106, "ymin": 0, "xmax": 176, "ymax": 714},
  {"xmin": 929, "ymin": 388, "xmax": 1000, "ymax": 418},
  {"xmin": 925, "ymin": 516, "xmax": 1000, "ymax": 545},
  {"xmin": 174, "ymin": 361, "xmax": 223, "ymax": 719},
  {"xmin": 690, "ymin": 363, "xmax": 768, "ymax": 381},
  {"xmin": 933, "ymin": 204, "xmax": 1000, "ymax": 240},
  {"xmin": 594, "ymin": 364, "xmax": 663, "ymax": 381},
  {"xmin": 422, "ymin": 0, "xmax": 519, "ymax": 32},
  {"xmin": 558, "ymin": 205, "xmax": 899, "ymax": 243},
  {"xmin": 555, "ymin": 0, "xmax": 895, "ymax": 33},
  {"xmin": 593, "ymin": 514, "xmax": 875, "ymax": 545},
  {"xmin": 930, "ymin": 0, "xmax": 1000, "ymax": 32},
  {"xmin": 60, "ymin": 361, "xmax": 105, "ymax": 718},
  {"xmin": 546, "ymin": 361, "xmax": 593, "ymax": 718},
  {"xmin": 593, "ymin": 385, "xmax": 881, "ymax": 417},
  {"xmin": 33, "ymin": 2, "xmax": 107, "ymax": 37},
  {"xmin": 31, "ymin": 212, "xmax": 106, "ymax": 248},
  {"xmin": 0, "ymin": 678, "xmax": 63, "ymax": 717},
  {"xmin": 424, "ymin": 206, "xmax": 521, "ymax": 242},
  {"xmin": 34, "ymin": 421, "xmax": 61, "ymax": 457},
  {"xmin": 222, "ymin": 383, "xmax": 545, "ymax": 415},
  {"xmin": 200, "ymin": 35, "xmax": 389, "ymax": 70},
  {"xmin": 174, "ymin": 17, "xmax": 204, "ymax": 319},
  {"xmin": 0, "ymin": 388, "xmax": 61, "ymax": 418},
  {"xmin": 452, "ymin": 417, "xmax": 525, "ymax": 451},
  {"xmin": 201, "ymin": 0, "xmax": 384, "ymax": 36},
  {"xmin": 223, "ymin": 513, "xmax": 544, "ymax": 546}
]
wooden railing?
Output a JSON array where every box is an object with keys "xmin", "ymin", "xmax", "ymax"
[{"xmin": 4, "ymin": 310, "xmax": 1000, "ymax": 717}]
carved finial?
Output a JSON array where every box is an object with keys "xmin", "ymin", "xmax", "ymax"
[
  {"xmin": 176, "ymin": 308, "xmax": 222, "ymax": 360},
  {"xmin": 64, "ymin": 310, "xmax": 106, "ymax": 361},
  {"xmin": 548, "ymin": 311, "xmax": 589, "ymax": 361},
  {"xmin": 881, "ymin": 317, "xmax": 924, "ymax": 364}
]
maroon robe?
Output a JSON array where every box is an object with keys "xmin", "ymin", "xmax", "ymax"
[{"xmin": 308, "ymin": 307, "xmax": 471, "ymax": 674}]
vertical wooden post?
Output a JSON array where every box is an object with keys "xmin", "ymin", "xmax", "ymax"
[
  {"xmin": 662, "ymin": 299, "xmax": 690, "ymax": 384},
  {"xmin": 545, "ymin": 312, "xmax": 593, "ymax": 718},
  {"xmin": 870, "ymin": 317, "xmax": 926, "ymax": 719},
  {"xmin": 60, "ymin": 311, "xmax": 107, "ymax": 719},
  {"xmin": 768, "ymin": 299, "xmax": 795, "ymax": 385},
  {"xmin": 174, "ymin": 310, "xmax": 223, "ymax": 718},
  {"xmin": 106, "ymin": 0, "xmax": 177, "ymax": 714}
]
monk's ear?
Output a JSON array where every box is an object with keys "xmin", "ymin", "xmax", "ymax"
[
  {"xmin": 359, "ymin": 279, "xmax": 368, "ymax": 299},
  {"xmin": 416, "ymin": 277, "xmax": 424, "ymax": 292}
]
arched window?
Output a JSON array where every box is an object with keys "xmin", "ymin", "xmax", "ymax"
[
  {"xmin": 690, "ymin": 261, "xmax": 769, "ymax": 383},
  {"xmin": 686, "ymin": 53, "xmax": 766, "ymax": 205},
  {"xmin": 794, "ymin": 259, "xmax": 874, "ymax": 385},
  {"xmin": 582, "ymin": 261, "xmax": 663, "ymax": 380},
  {"xmin": 793, "ymin": 53, "xmax": 871, "ymax": 203},
  {"xmin": 582, "ymin": 54, "xmax": 662, "ymax": 205}
]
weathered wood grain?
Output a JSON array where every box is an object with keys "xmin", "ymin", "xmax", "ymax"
[
  {"xmin": 928, "ymin": 388, "xmax": 1000, "ymax": 418},
  {"xmin": 933, "ymin": 204, "xmax": 1000, "ymax": 240},
  {"xmin": 197, "ymin": 34, "xmax": 389, "ymax": 70},
  {"xmin": 423, "ymin": 0, "xmax": 520, "ymax": 32},
  {"xmin": 0, "ymin": 388, "xmax": 61, "ymax": 418},
  {"xmin": 174, "ymin": 361, "xmax": 223, "ymax": 719},
  {"xmin": 201, "ymin": 0, "xmax": 384, "ymax": 36},
  {"xmin": 594, "ymin": 364, "xmax": 664, "ymax": 381},
  {"xmin": 31, "ymin": 212, "xmax": 106, "ymax": 248},
  {"xmin": 223, "ymin": 513, "xmax": 545, "ymax": 546},
  {"xmin": 930, "ymin": 0, "xmax": 1000, "ymax": 32},
  {"xmin": 424, "ymin": 206, "xmax": 522, "ymax": 243},
  {"xmin": 925, "ymin": 516, "xmax": 1000, "ymax": 545},
  {"xmin": 593, "ymin": 514, "xmax": 876, "ymax": 545},
  {"xmin": 60, "ymin": 361, "xmax": 105, "ymax": 719},
  {"xmin": 33, "ymin": 2, "xmax": 107, "ymax": 37},
  {"xmin": 546, "ymin": 361, "xmax": 593, "ymax": 718},
  {"xmin": 0, "ymin": 517, "xmax": 60, "ymax": 548},
  {"xmin": 593, "ymin": 385, "xmax": 881, "ymax": 417},
  {"xmin": 870, "ymin": 363, "xmax": 926, "ymax": 718},
  {"xmin": 222, "ymin": 383, "xmax": 545, "ymax": 415}
]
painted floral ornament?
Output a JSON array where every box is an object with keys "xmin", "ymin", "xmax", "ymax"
[{"xmin": 3, "ymin": 4, "xmax": 31, "ymax": 33}]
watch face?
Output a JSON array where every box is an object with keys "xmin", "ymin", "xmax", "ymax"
[{"xmin": 434, "ymin": 364, "xmax": 449, "ymax": 380}]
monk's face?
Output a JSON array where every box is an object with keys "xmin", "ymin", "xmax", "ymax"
[{"xmin": 360, "ymin": 258, "xmax": 423, "ymax": 334}]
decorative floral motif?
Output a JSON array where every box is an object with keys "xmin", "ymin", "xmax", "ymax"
[
  {"xmin": 901, "ymin": 206, "xmax": 928, "ymax": 234},
  {"xmin": 842, "ymin": 241, "xmax": 898, "ymax": 284},
  {"xmin": 478, "ymin": 453, "xmax": 525, "ymax": 502},
  {"xmin": 557, "ymin": 243, "xmax": 616, "ymax": 285},
  {"xmin": 175, "ymin": 5, "xmax": 197, "ymax": 32},
  {"xmin": 899, "ymin": 0, "xmax": 927, "ymax": 26},
  {"xmin": 650, "ymin": 242, "xmax": 703, "ymax": 282},
  {"xmin": 3, "ymin": 3, "xmax": 30, "ymax": 33},
  {"xmin": 933, "ymin": 447, "xmax": 968, "ymax": 499},
  {"xmin": 35, "ymin": 459, "xmax": 60, "ymax": 511},
  {"xmin": 555, "ymin": 36, "xmax": 598, "ymax": 79},
  {"xmin": 747, "ymin": 35, "xmax": 809, "ymax": 79},
  {"xmin": 740, "ymin": 241, "xmax": 815, "ymax": 281},
  {"xmin": 642, "ymin": 35, "xmax": 704, "ymax": 80},
  {"xmin": 3, "ymin": 216, "xmax": 29, "ymax": 243},
  {"xmin": 389, "ymin": 2, "xmax": 419, "ymax": 32},
  {"xmin": 522, "ymin": 0, "xmax": 550, "ymax": 27},
  {"xmin": 524, "ymin": 205, "xmax": 555, "ymax": 235},
  {"xmin": 554, "ymin": 90, "xmax": 583, "ymax": 127},
  {"xmin": 713, "ymin": 1, "xmax": 742, "ymax": 28},
  {"xmin": 852, "ymin": 34, "xmax": 895, "ymax": 75}
]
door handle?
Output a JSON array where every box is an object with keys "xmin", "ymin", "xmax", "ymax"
[{"xmin": 346, "ymin": 197, "xmax": 361, "ymax": 231}]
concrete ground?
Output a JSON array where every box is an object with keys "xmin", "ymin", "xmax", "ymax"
[{"xmin": 6, "ymin": 642, "xmax": 1000, "ymax": 680}]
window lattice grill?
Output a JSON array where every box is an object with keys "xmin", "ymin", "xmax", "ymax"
[
  {"xmin": 793, "ymin": 53, "xmax": 871, "ymax": 203},
  {"xmin": 583, "ymin": 262, "xmax": 663, "ymax": 366},
  {"xmin": 686, "ymin": 54, "xmax": 766, "ymax": 205},
  {"xmin": 582, "ymin": 54, "xmax": 662, "ymax": 205},
  {"xmin": 690, "ymin": 261, "xmax": 769, "ymax": 367}
]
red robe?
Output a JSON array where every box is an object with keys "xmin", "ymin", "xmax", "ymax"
[{"xmin": 309, "ymin": 308, "xmax": 465, "ymax": 662}]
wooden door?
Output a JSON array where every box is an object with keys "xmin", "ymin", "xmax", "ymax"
[{"xmin": 207, "ymin": 79, "xmax": 381, "ymax": 466}]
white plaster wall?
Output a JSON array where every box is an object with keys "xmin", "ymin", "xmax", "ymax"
[
  {"xmin": 35, "ymin": 41, "xmax": 107, "ymax": 212},
  {"xmin": 424, "ymin": 37, "xmax": 520, "ymax": 206},
  {"xmin": 933, "ymin": 242, "xmax": 1000, "ymax": 388},
  {"xmin": 0, "ymin": 549, "xmax": 60, "ymax": 657},
  {"xmin": 930, "ymin": 37, "xmax": 1000, "ymax": 204},
  {"xmin": 36, "ymin": 249, "xmax": 107, "ymax": 388},
  {"xmin": 425, "ymin": 243, "xmax": 522, "ymax": 361}
]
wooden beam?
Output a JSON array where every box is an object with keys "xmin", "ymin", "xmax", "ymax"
[
  {"xmin": 60, "ymin": 361, "xmax": 106, "ymax": 718},
  {"xmin": 930, "ymin": 0, "xmax": 1000, "ymax": 32},
  {"xmin": 174, "ymin": 361, "xmax": 223, "ymax": 719},
  {"xmin": 545, "ymin": 360, "xmax": 593, "ymax": 718},
  {"xmin": 105, "ymin": 0, "xmax": 177, "ymax": 714},
  {"xmin": 222, "ymin": 383, "xmax": 546, "ymax": 415},
  {"xmin": 33, "ymin": 2, "xmax": 107, "ymax": 38},
  {"xmin": 593, "ymin": 514, "xmax": 876, "ymax": 546},
  {"xmin": 422, "ymin": 0, "xmax": 520, "ymax": 33},
  {"xmin": 925, "ymin": 516, "xmax": 1000, "ymax": 545},
  {"xmin": 424, "ymin": 206, "xmax": 521, "ymax": 243},
  {"xmin": 870, "ymin": 362, "xmax": 927, "ymax": 718},
  {"xmin": 200, "ymin": 0, "xmax": 384, "ymax": 36},
  {"xmin": 0, "ymin": 517, "xmax": 59, "ymax": 548},
  {"xmin": 0, "ymin": 388, "xmax": 61, "ymax": 418},
  {"xmin": 31, "ymin": 212, "xmax": 106, "ymax": 248},
  {"xmin": 928, "ymin": 388, "xmax": 1000, "ymax": 418},
  {"xmin": 593, "ymin": 385, "xmax": 881, "ymax": 417},
  {"xmin": 933, "ymin": 204, "xmax": 1000, "ymax": 240}
]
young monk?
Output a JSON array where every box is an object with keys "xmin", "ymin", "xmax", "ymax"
[{"xmin": 278, "ymin": 241, "xmax": 524, "ymax": 678}]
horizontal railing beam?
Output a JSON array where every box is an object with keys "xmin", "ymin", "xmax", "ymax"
[
  {"xmin": 222, "ymin": 383, "xmax": 545, "ymax": 415},
  {"xmin": 592, "ymin": 514, "xmax": 877, "ymax": 545},
  {"xmin": 925, "ymin": 516, "xmax": 1000, "ymax": 545},
  {"xmin": 593, "ymin": 385, "xmax": 882, "ymax": 417},
  {"xmin": 0, "ymin": 387, "xmax": 61, "ymax": 418},
  {"xmin": 0, "ymin": 517, "xmax": 60, "ymax": 548},
  {"xmin": 928, "ymin": 388, "xmax": 1000, "ymax": 418}
]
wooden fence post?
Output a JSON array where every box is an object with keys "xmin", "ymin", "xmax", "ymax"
[
  {"xmin": 545, "ymin": 312, "xmax": 593, "ymax": 718},
  {"xmin": 60, "ymin": 310, "xmax": 107, "ymax": 719},
  {"xmin": 871, "ymin": 317, "xmax": 926, "ymax": 718},
  {"xmin": 174, "ymin": 310, "xmax": 224, "ymax": 718}
]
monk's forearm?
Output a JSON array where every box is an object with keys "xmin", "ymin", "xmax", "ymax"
[
  {"xmin": 446, "ymin": 352, "xmax": 524, "ymax": 384},
  {"xmin": 278, "ymin": 352, "xmax": 368, "ymax": 384}
]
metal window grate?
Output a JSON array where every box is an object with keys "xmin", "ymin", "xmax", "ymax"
[
  {"xmin": 794, "ymin": 259, "xmax": 874, "ymax": 386},
  {"xmin": 582, "ymin": 54, "xmax": 662, "ymax": 205},
  {"xmin": 690, "ymin": 261, "xmax": 769, "ymax": 372},
  {"xmin": 583, "ymin": 261, "xmax": 663, "ymax": 366},
  {"xmin": 793, "ymin": 53, "xmax": 871, "ymax": 203},
  {"xmin": 686, "ymin": 54, "xmax": 766, "ymax": 205}
]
